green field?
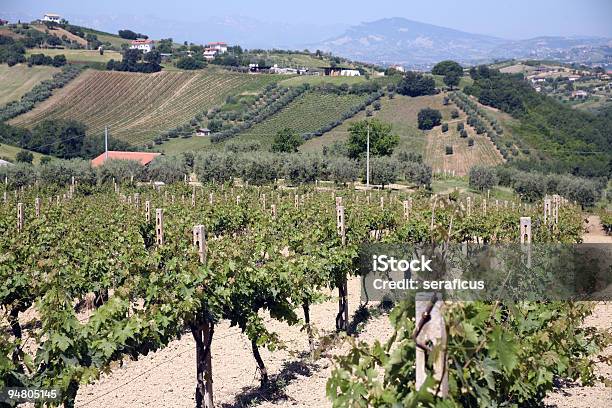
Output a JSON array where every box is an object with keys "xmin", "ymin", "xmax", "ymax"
[
  {"xmin": 9, "ymin": 68, "xmax": 278, "ymax": 146},
  {"xmin": 0, "ymin": 143, "xmax": 47, "ymax": 165},
  {"xmin": 0, "ymin": 64, "xmax": 60, "ymax": 105},
  {"xmin": 80, "ymin": 27, "xmax": 130, "ymax": 49},
  {"xmin": 25, "ymin": 48, "xmax": 122, "ymax": 64},
  {"xmin": 156, "ymin": 136, "xmax": 212, "ymax": 155},
  {"xmin": 231, "ymin": 91, "xmax": 370, "ymax": 145},
  {"xmin": 279, "ymin": 75, "xmax": 367, "ymax": 87},
  {"xmin": 431, "ymin": 74, "xmax": 473, "ymax": 89}
]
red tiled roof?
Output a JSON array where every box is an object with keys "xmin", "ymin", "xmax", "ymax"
[
  {"xmin": 131, "ymin": 39, "xmax": 154, "ymax": 44},
  {"xmin": 91, "ymin": 151, "xmax": 161, "ymax": 167},
  {"xmin": 207, "ymin": 42, "xmax": 227, "ymax": 46}
]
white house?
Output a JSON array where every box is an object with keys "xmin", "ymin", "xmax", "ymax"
[
  {"xmin": 340, "ymin": 69, "xmax": 361, "ymax": 77},
  {"xmin": 130, "ymin": 39, "xmax": 155, "ymax": 53},
  {"xmin": 196, "ymin": 128, "xmax": 211, "ymax": 136},
  {"xmin": 42, "ymin": 13, "xmax": 62, "ymax": 23},
  {"xmin": 390, "ymin": 65, "xmax": 405, "ymax": 73},
  {"xmin": 203, "ymin": 42, "xmax": 228, "ymax": 60}
]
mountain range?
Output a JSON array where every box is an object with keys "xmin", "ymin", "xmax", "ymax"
[{"xmin": 313, "ymin": 18, "xmax": 612, "ymax": 69}]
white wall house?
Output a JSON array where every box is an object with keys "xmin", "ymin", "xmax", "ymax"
[
  {"xmin": 130, "ymin": 39, "xmax": 155, "ymax": 53},
  {"xmin": 340, "ymin": 69, "xmax": 361, "ymax": 77},
  {"xmin": 42, "ymin": 13, "xmax": 62, "ymax": 23},
  {"xmin": 203, "ymin": 42, "xmax": 228, "ymax": 60}
]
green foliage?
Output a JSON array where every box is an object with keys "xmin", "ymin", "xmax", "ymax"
[
  {"xmin": 417, "ymin": 108, "xmax": 442, "ymax": 130},
  {"xmin": 328, "ymin": 157, "xmax": 360, "ymax": 186},
  {"xmin": 396, "ymin": 72, "xmax": 436, "ymax": 97},
  {"xmin": 441, "ymin": 123, "xmax": 449, "ymax": 133},
  {"xmin": 327, "ymin": 299, "xmax": 607, "ymax": 407},
  {"xmin": 469, "ymin": 165, "xmax": 498, "ymax": 191},
  {"xmin": 175, "ymin": 56, "xmax": 205, "ymax": 70},
  {"xmin": 347, "ymin": 119, "xmax": 399, "ymax": 159},
  {"xmin": 369, "ymin": 156, "xmax": 399, "ymax": 187},
  {"xmin": 432, "ymin": 60, "xmax": 463, "ymax": 77},
  {"xmin": 15, "ymin": 150, "xmax": 33, "ymax": 164},
  {"xmin": 271, "ymin": 128, "xmax": 303, "ymax": 153}
]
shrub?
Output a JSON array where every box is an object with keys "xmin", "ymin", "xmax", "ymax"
[
  {"xmin": 451, "ymin": 109, "xmax": 460, "ymax": 119},
  {"xmin": 417, "ymin": 108, "xmax": 442, "ymax": 130},
  {"xmin": 237, "ymin": 153, "xmax": 278, "ymax": 185},
  {"xmin": 284, "ymin": 154, "xmax": 323, "ymax": 185},
  {"xmin": 194, "ymin": 151, "xmax": 236, "ymax": 183},
  {"xmin": 441, "ymin": 123, "xmax": 449, "ymax": 132},
  {"xmin": 328, "ymin": 157, "xmax": 359, "ymax": 185},
  {"xmin": 146, "ymin": 156, "xmax": 187, "ymax": 183},
  {"xmin": 15, "ymin": 150, "xmax": 33, "ymax": 164},
  {"xmin": 369, "ymin": 156, "xmax": 399, "ymax": 188},
  {"xmin": 457, "ymin": 122, "xmax": 464, "ymax": 131},
  {"xmin": 467, "ymin": 138, "xmax": 474, "ymax": 147},
  {"xmin": 95, "ymin": 159, "xmax": 144, "ymax": 184},
  {"xmin": 445, "ymin": 145, "xmax": 453, "ymax": 155},
  {"xmin": 468, "ymin": 165, "xmax": 497, "ymax": 191}
]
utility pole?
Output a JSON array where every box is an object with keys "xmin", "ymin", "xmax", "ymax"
[
  {"xmin": 366, "ymin": 121, "xmax": 370, "ymax": 187},
  {"xmin": 104, "ymin": 126, "xmax": 109, "ymax": 161}
]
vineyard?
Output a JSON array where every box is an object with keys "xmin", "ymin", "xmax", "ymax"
[
  {"xmin": 0, "ymin": 177, "xmax": 609, "ymax": 407},
  {"xmin": 232, "ymin": 90, "xmax": 373, "ymax": 144},
  {"xmin": 0, "ymin": 64, "xmax": 59, "ymax": 105},
  {"xmin": 9, "ymin": 69, "xmax": 277, "ymax": 147}
]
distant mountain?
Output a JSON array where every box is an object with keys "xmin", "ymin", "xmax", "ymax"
[{"xmin": 313, "ymin": 18, "xmax": 612, "ymax": 69}]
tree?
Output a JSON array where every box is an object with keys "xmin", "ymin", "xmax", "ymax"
[
  {"xmin": 176, "ymin": 56, "xmax": 205, "ymax": 70},
  {"xmin": 15, "ymin": 150, "xmax": 33, "ymax": 164},
  {"xmin": 468, "ymin": 165, "xmax": 498, "ymax": 191},
  {"xmin": 52, "ymin": 54, "xmax": 66, "ymax": 67},
  {"xmin": 369, "ymin": 157, "xmax": 399, "ymax": 188},
  {"xmin": 271, "ymin": 128, "xmax": 303, "ymax": 153},
  {"xmin": 417, "ymin": 108, "xmax": 442, "ymax": 130},
  {"xmin": 443, "ymin": 72, "xmax": 461, "ymax": 89},
  {"xmin": 143, "ymin": 49, "xmax": 161, "ymax": 65},
  {"xmin": 328, "ymin": 157, "xmax": 359, "ymax": 186},
  {"xmin": 29, "ymin": 119, "xmax": 87, "ymax": 159},
  {"xmin": 432, "ymin": 60, "xmax": 463, "ymax": 77},
  {"xmin": 396, "ymin": 72, "xmax": 436, "ymax": 97},
  {"xmin": 441, "ymin": 123, "xmax": 449, "ymax": 132},
  {"xmin": 157, "ymin": 38, "xmax": 173, "ymax": 54},
  {"xmin": 347, "ymin": 119, "xmax": 399, "ymax": 159},
  {"xmin": 208, "ymin": 119, "xmax": 222, "ymax": 133}
]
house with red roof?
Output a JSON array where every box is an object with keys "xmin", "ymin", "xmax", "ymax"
[
  {"xmin": 130, "ymin": 39, "xmax": 155, "ymax": 53},
  {"xmin": 203, "ymin": 42, "xmax": 228, "ymax": 60},
  {"xmin": 91, "ymin": 151, "xmax": 161, "ymax": 167}
]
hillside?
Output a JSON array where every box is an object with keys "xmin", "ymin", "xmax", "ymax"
[
  {"xmin": 301, "ymin": 93, "xmax": 504, "ymax": 175},
  {"xmin": 0, "ymin": 64, "xmax": 60, "ymax": 105},
  {"xmin": 9, "ymin": 68, "xmax": 277, "ymax": 146},
  {"xmin": 230, "ymin": 90, "xmax": 373, "ymax": 144},
  {"xmin": 0, "ymin": 143, "xmax": 47, "ymax": 164},
  {"xmin": 25, "ymin": 48, "xmax": 122, "ymax": 65}
]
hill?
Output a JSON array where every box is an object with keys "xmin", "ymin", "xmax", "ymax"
[
  {"xmin": 0, "ymin": 143, "xmax": 47, "ymax": 165},
  {"xmin": 229, "ymin": 90, "xmax": 375, "ymax": 145},
  {"xmin": 313, "ymin": 17, "xmax": 612, "ymax": 68},
  {"xmin": 0, "ymin": 64, "xmax": 60, "ymax": 105},
  {"xmin": 301, "ymin": 93, "xmax": 504, "ymax": 175},
  {"xmin": 9, "ymin": 68, "xmax": 277, "ymax": 147}
]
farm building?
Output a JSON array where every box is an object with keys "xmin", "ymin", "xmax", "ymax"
[
  {"xmin": 203, "ymin": 42, "xmax": 228, "ymax": 60},
  {"xmin": 42, "ymin": 13, "xmax": 62, "ymax": 23},
  {"xmin": 196, "ymin": 128, "xmax": 211, "ymax": 136},
  {"xmin": 130, "ymin": 39, "xmax": 155, "ymax": 53},
  {"xmin": 91, "ymin": 151, "xmax": 161, "ymax": 167},
  {"xmin": 324, "ymin": 67, "xmax": 361, "ymax": 77}
]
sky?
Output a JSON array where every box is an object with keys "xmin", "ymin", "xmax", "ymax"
[{"xmin": 2, "ymin": 0, "xmax": 612, "ymax": 41}]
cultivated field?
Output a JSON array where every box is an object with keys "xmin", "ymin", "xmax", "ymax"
[
  {"xmin": 9, "ymin": 69, "xmax": 278, "ymax": 146},
  {"xmin": 25, "ymin": 48, "xmax": 122, "ymax": 64},
  {"xmin": 423, "ymin": 122, "xmax": 504, "ymax": 175},
  {"xmin": 232, "ymin": 90, "xmax": 371, "ymax": 144},
  {"xmin": 0, "ymin": 63, "xmax": 59, "ymax": 105}
]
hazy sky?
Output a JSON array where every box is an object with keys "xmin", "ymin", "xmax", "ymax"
[{"xmin": 3, "ymin": 0, "xmax": 612, "ymax": 39}]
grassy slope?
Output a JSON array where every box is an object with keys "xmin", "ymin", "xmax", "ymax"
[
  {"xmin": 279, "ymin": 75, "xmax": 366, "ymax": 87},
  {"xmin": 79, "ymin": 27, "xmax": 129, "ymax": 48},
  {"xmin": 0, "ymin": 63, "xmax": 60, "ymax": 105},
  {"xmin": 9, "ymin": 68, "xmax": 278, "ymax": 146},
  {"xmin": 230, "ymin": 91, "xmax": 370, "ymax": 145},
  {"xmin": 301, "ymin": 93, "xmax": 504, "ymax": 175},
  {"xmin": 25, "ymin": 48, "xmax": 122, "ymax": 64},
  {"xmin": 0, "ymin": 143, "xmax": 47, "ymax": 165}
]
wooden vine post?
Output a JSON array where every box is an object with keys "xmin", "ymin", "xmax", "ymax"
[
  {"xmin": 520, "ymin": 216, "xmax": 532, "ymax": 267},
  {"xmin": 403, "ymin": 200, "xmax": 410, "ymax": 220},
  {"xmin": 335, "ymin": 204, "xmax": 349, "ymax": 331},
  {"xmin": 145, "ymin": 201, "xmax": 151, "ymax": 223},
  {"xmin": 35, "ymin": 198, "xmax": 40, "ymax": 218},
  {"xmin": 543, "ymin": 197, "xmax": 551, "ymax": 225},
  {"xmin": 466, "ymin": 196, "xmax": 471, "ymax": 217},
  {"xmin": 155, "ymin": 209, "xmax": 164, "ymax": 246},
  {"xmin": 17, "ymin": 203, "xmax": 23, "ymax": 233},
  {"xmin": 191, "ymin": 225, "xmax": 214, "ymax": 408},
  {"xmin": 414, "ymin": 292, "xmax": 448, "ymax": 397}
]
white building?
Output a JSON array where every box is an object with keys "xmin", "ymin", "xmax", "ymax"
[
  {"xmin": 130, "ymin": 39, "xmax": 155, "ymax": 53},
  {"xmin": 390, "ymin": 65, "xmax": 405, "ymax": 73},
  {"xmin": 340, "ymin": 69, "xmax": 361, "ymax": 77},
  {"xmin": 0, "ymin": 159, "xmax": 13, "ymax": 167},
  {"xmin": 203, "ymin": 42, "xmax": 228, "ymax": 60},
  {"xmin": 42, "ymin": 13, "xmax": 62, "ymax": 23}
]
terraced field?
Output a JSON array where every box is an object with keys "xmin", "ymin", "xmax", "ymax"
[
  {"xmin": 232, "ymin": 91, "xmax": 370, "ymax": 143},
  {"xmin": 10, "ymin": 69, "xmax": 277, "ymax": 146},
  {"xmin": 0, "ymin": 64, "xmax": 59, "ymax": 105}
]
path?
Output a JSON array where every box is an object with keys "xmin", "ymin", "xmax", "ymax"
[{"xmin": 544, "ymin": 214, "xmax": 612, "ymax": 407}]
